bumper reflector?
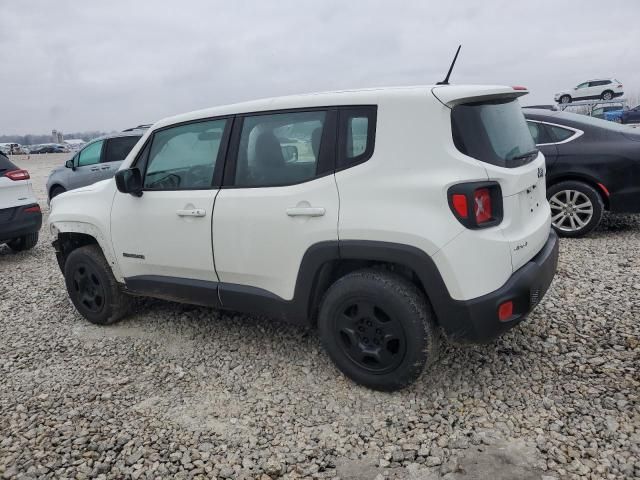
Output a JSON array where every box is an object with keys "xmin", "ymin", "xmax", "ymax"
[{"xmin": 498, "ymin": 301, "xmax": 514, "ymax": 322}]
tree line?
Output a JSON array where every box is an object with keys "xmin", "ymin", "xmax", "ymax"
[{"xmin": 0, "ymin": 131, "xmax": 112, "ymax": 145}]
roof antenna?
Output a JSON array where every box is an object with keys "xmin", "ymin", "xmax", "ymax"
[{"xmin": 437, "ymin": 45, "xmax": 461, "ymax": 85}]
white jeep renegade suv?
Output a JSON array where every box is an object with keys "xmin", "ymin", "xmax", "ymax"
[{"xmin": 49, "ymin": 85, "xmax": 559, "ymax": 391}]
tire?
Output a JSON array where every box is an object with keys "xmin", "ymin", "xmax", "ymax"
[
  {"xmin": 560, "ymin": 95, "xmax": 571, "ymax": 104},
  {"xmin": 547, "ymin": 181, "xmax": 604, "ymax": 238},
  {"xmin": 601, "ymin": 90, "xmax": 613, "ymax": 100},
  {"xmin": 64, "ymin": 245, "xmax": 132, "ymax": 325},
  {"xmin": 318, "ymin": 269, "xmax": 440, "ymax": 391},
  {"xmin": 7, "ymin": 232, "xmax": 38, "ymax": 251},
  {"xmin": 50, "ymin": 185, "xmax": 66, "ymax": 199}
]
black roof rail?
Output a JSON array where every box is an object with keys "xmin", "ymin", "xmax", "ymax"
[{"xmin": 122, "ymin": 124, "xmax": 152, "ymax": 132}]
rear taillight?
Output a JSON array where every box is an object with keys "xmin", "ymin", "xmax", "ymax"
[
  {"xmin": 4, "ymin": 169, "xmax": 30, "ymax": 181},
  {"xmin": 24, "ymin": 205, "xmax": 41, "ymax": 213},
  {"xmin": 448, "ymin": 182, "xmax": 503, "ymax": 229}
]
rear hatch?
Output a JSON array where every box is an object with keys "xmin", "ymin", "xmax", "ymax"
[
  {"xmin": 433, "ymin": 86, "xmax": 550, "ymax": 271},
  {"xmin": 0, "ymin": 154, "xmax": 37, "ymax": 210}
]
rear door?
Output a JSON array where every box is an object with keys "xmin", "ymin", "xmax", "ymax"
[
  {"xmin": 212, "ymin": 108, "xmax": 339, "ymax": 302},
  {"xmin": 101, "ymin": 136, "xmax": 141, "ymax": 180},
  {"xmin": 67, "ymin": 140, "xmax": 104, "ymax": 190},
  {"xmin": 450, "ymin": 98, "xmax": 550, "ymax": 271}
]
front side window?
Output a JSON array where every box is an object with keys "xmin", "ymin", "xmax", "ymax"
[
  {"xmin": 78, "ymin": 140, "xmax": 104, "ymax": 167},
  {"xmin": 451, "ymin": 99, "xmax": 537, "ymax": 168},
  {"xmin": 144, "ymin": 119, "xmax": 227, "ymax": 190},
  {"xmin": 576, "ymin": 82, "xmax": 589, "ymax": 89},
  {"xmin": 235, "ymin": 110, "xmax": 326, "ymax": 187},
  {"xmin": 103, "ymin": 136, "xmax": 141, "ymax": 163}
]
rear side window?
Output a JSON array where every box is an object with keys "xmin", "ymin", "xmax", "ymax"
[
  {"xmin": 527, "ymin": 121, "xmax": 553, "ymax": 145},
  {"xmin": 451, "ymin": 99, "xmax": 537, "ymax": 168},
  {"xmin": 235, "ymin": 110, "xmax": 327, "ymax": 187},
  {"xmin": 0, "ymin": 152, "xmax": 17, "ymax": 173},
  {"xmin": 338, "ymin": 106, "xmax": 377, "ymax": 169},
  {"xmin": 548, "ymin": 125, "xmax": 574, "ymax": 142},
  {"xmin": 103, "ymin": 136, "xmax": 141, "ymax": 163}
]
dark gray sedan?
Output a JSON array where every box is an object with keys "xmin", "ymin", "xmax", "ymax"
[{"xmin": 46, "ymin": 130, "xmax": 144, "ymax": 201}]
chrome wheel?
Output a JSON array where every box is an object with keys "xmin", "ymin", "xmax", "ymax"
[{"xmin": 549, "ymin": 190, "xmax": 593, "ymax": 232}]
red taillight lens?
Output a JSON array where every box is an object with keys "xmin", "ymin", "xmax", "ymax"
[
  {"xmin": 498, "ymin": 301, "xmax": 514, "ymax": 322},
  {"xmin": 24, "ymin": 205, "xmax": 41, "ymax": 213},
  {"xmin": 512, "ymin": 85, "xmax": 528, "ymax": 91},
  {"xmin": 4, "ymin": 169, "xmax": 30, "ymax": 181},
  {"xmin": 474, "ymin": 188, "xmax": 492, "ymax": 224},
  {"xmin": 448, "ymin": 182, "xmax": 502, "ymax": 229},
  {"xmin": 451, "ymin": 194, "xmax": 468, "ymax": 218}
]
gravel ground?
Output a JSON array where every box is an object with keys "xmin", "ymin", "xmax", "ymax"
[{"xmin": 1, "ymin": 154, "xmax": 638, "ymax": 480}]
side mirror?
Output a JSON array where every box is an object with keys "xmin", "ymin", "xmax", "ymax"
[
  {"xmin": 282, "ymin": 145, "xmax": 299, "ymax": 162},
  {"xmin": 65, "ymin": 159, "xmax": 75, "ymax": 170},
  {"xmin": 115, "ymin": 168, "xmax": 143, "ymax": 197}
]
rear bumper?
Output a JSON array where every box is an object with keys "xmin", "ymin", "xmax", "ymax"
[
  {"xmin": 440, "ymin": 230, "xmax": 559, "ymax": 343},
  {"xmin": 609, "ymin": 189, "xmax": 640, "ymax": 213},
  {"xmin": 0, "ymin": 204, "xmax": 43, "ymax": 243}
]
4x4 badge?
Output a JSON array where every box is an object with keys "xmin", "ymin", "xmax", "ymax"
[{"xmin": 538, "ymin": 167, "xmax": 545, "ymax": 178}]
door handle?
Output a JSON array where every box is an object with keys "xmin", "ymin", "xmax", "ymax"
[
  {"xmin": 101, "ymin": 166, "xmax": 110, "ymax": 170},
  {"xmin": 177, "ymin": 208, "xmax": 206, "ymax": 217},
  {"xmin": 286, "ymin": 206, "xmax": 325, "ymax": 217},
  {"xmin": 90, "ymin": 167, "xmax": 99, "ymax": 172}
]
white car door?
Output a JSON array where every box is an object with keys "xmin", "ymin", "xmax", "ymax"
[
  {"xmin": 111, "ymin": 118, "xmax": 231, "ymax": 282},
  {"xmin": 212, "ymin": 109, "xmax": 339, "ymax": 301}
]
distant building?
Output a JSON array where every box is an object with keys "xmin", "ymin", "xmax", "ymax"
[{"xmin": 52, "ymin": 129, "xmax": 64, "ymax": 143}]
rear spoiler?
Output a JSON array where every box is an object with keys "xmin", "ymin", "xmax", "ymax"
[{"xmin": 431, "ymin": 85, "xmax": 529, "ymax": 108}]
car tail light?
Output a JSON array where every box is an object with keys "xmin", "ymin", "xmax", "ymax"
[
  {"xmin": 4, "ymin": 169, "xmax": 30, "ymax": 181},
  {"xmin": 24, "ymin": 205, "xmax": 41, "ymax": 213},
  {"xmin": 498, "ymin": 301, "xmax": 514, "ymax": 322},
  {"xmin": 448, "ymin": 182, "xmax": 503, "ymax": 229},
  {"xmin": 512, "ymin": 86, "xmax": 528, "ymax": 91}
]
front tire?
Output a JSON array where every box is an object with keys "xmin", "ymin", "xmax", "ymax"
[
  {"xmin": 547, "ymin": 181, "xmax": 604, "ymax": 238},
  {"xmin": 64, "ymin": 245, "xmax": 132, "ymax": 325},
  {"xmin": 7, "ymin": 232, "xmax": 38, "ymax": 251},
  {"xmin": 318, "ymin": 269, "xmax": 439, "ymax": 391},
  {"xmin": 560, "ymin": 95, "xmax": 572, "ymax": 104}
]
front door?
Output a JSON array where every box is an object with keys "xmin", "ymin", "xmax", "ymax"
[
  {"xmin": 111, "ymin": 118, "xmax": 230, "ymax": 282},
  {"xmin": 68, "ymin": 140, "xmax": 105, "ymax": 190},
  {"xmin": 213, "ymin": 109, "xmax": 339, "ymax": 301}
]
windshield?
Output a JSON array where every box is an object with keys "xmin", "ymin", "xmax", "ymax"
[{"xmin": 451, "ymin": 98, "xmax": 537, "ymax": 168}]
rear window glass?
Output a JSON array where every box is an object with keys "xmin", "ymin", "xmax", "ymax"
[
  {"xmin": 451, "ymin": 98, "xmax": 537, "ymax": 168},
  {"xmin": 0, "ymin": 152, "xmax": 17, "ymax": 173}
]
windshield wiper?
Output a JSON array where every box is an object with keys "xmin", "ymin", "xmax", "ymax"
[{"xmin": 510, "ymin": 149, "xmax": 539, "ymax": 161}]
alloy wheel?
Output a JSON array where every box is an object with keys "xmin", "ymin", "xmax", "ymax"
[
  {"xmin": 603, "ymin": 91, "xmax": 613, "ymax": 100},
  {"xmin": 549, "ymin": 190, "xmax": 594, "ymax": 233},
  {"xmin": 334, "ymin": 300, "xmax": 406, "ymax": 373}
]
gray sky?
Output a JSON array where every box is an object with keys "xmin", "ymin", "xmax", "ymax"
[{"xmin": 2, "ymin": 0, "xmax": 639, "ymax": 135}]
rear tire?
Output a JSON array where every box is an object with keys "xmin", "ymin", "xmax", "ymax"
[
  {"xmin": 50, "ymin": 185, "xmax": 66, "ymax": 199},
  {"xmin": 560, "ymin": 95, "xmax": 571, "ymax": 104},
  {"xmin": 64, "ymin": 245, "xmax": 132, "ymax": 325},
  {"xmin": 318, "ymin": 269, "xmax": 439, "ymax": 391},
  {"xmin": 602, "ymin": 90, "xmax": 613, "ymax": 100},
  {"xmin": 547, "ymin": 181, "xmax": 604, "ymax": 238},
  {"xmin": 7, "ymin": 232, "xmax": 38, "ymax": 251}
]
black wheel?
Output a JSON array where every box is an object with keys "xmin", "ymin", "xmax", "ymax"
[
  {"xmin": 64, "ymin": 245, "xmax": 132, "ymax": 325},
  {"xmin": 601, "ymin": 90, "xmax": 613, "ymax": 100},
  {"xmin": 547, "ymin": 181, "xmax": 604, "ymax": 238},
  {"xmin": 7, "ymin": 232, "xmax": 38, "ymax": 251},
  {"xmin": 318, "ymin": 269, "xmax": 439, "ymax": 391},
  {"xmin": 50, "ymin": 185, "xmax": 66, "ymax": 199},
  {"xmin": 560, "ymin": 95, "xmax": 571, "ymax": 104}
]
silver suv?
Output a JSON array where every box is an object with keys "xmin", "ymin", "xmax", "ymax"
[{"xmin": 46, "ymin": 129, "xmax": 145, "ymax": 201}]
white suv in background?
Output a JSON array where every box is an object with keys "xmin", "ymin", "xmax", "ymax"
[
  {"xmin": 554, "ymin": 78, "xmax": 624, "ymax": 104},
  {"xmin": 49, "ymin": 85, "xmax": 559, "ymax": 391}
]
